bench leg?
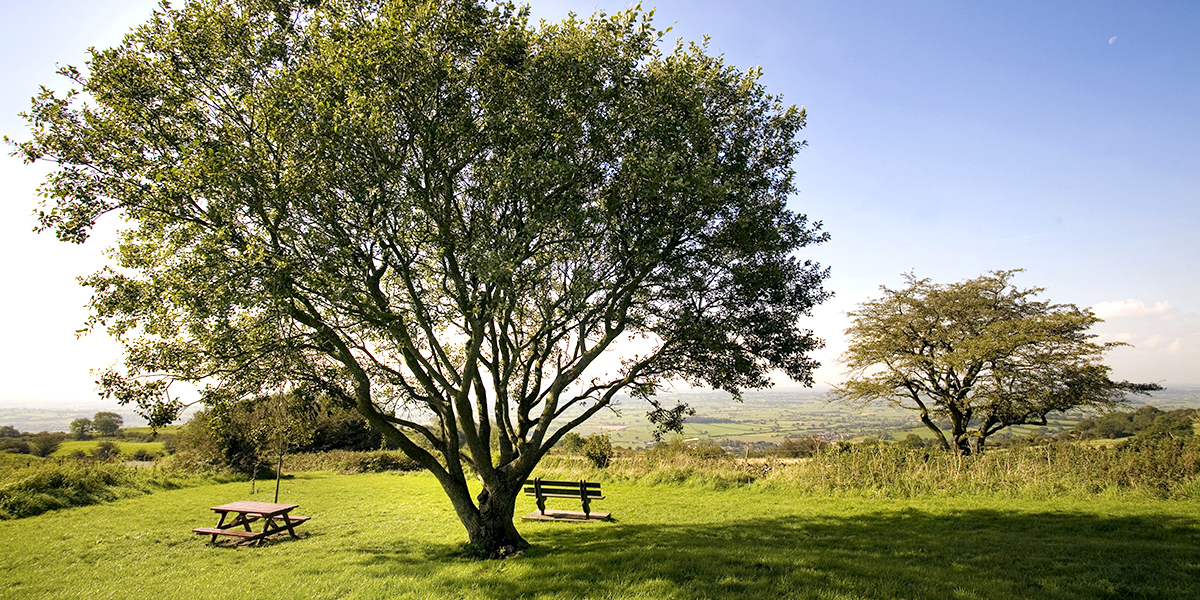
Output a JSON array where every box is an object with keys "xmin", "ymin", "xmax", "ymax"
[
  {"xmin": 537, "ymin": 497, "xmax": 546, "ymax": 515},
  {"xmin": 581, "ymin": 496, "xmax": 591, "ymax": 518}
]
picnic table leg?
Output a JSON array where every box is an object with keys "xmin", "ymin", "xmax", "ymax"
[
  {"xmin": 210, "ymin": 512, "xmax": 229, "ymax": 543},
  {"xmin": 281, "ymin": 514, "xmax": 299, "ymax": 539}
]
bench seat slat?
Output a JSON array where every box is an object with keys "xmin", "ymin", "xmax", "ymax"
[
  {"xmin": 523, "ymin": 480, "xmax": 601, "ymax": 488},
  {"xmin": 192, "ymin": 527, "xmax": 261, "ymax": 538},
  {"xmin": 524, "ymin": 492, "xmax": 605, "ymax": 500}
]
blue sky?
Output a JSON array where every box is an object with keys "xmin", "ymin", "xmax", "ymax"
[{"xmin": 1, "ymin": 0, "xmax": 1196, "ymax": 408}]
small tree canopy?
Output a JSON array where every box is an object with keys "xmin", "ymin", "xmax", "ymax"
[
  {"xmin": 831, "ymin": 270, "xmax": 1159, "ymax": 454},
  {"xmin": 92, "ymin": 412, "xmax": 124, "ymax": 437},
  {"xmin": 68, "ymin": 418, "xmax": 93, "ymax": 441},
  {"xmin": 14, "ymin": 0, "xmax": 829, "ymax": 556}
]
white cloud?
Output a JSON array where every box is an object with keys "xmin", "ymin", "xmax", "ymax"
[{"xmin": 1090, "ymin": 299, "xmax": 1172, "ymax": 319}]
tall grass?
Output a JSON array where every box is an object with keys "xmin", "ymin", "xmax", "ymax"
[
  {"xmin": 0, "ymin": 460, "xmax": 230, "ymax": 519},
  {"xmin": 535, "ymin": 437, "xmax": 1200, "ymax": 500}
]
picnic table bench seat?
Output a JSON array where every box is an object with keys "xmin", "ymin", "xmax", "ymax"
[
  {"xmin": 522, "ymin": 478, "xmax": 609, "ymax": 521},
  {"xmin": 191, "ymin": 527, "xmax": 262, "ymax": 539}
]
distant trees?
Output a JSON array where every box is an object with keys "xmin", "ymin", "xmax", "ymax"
[
  {"xmin": 68, "ymin": 419, "xmax": 93, "ymax": 440},
  {"xmin": 67, "ymin": 413, "xmax": 127, "ymax": 440},
  {"xmin": 832, "ymin": 270, "xmax": 1160, "ymax": 454},
  {"xmin": 1076, "ymin": 406, "xmax": 1196, "ymax": 441},
  {"xmin": 173, "ymin": 395, "xmax": 388, "ymax": 473},
  {"xmin": 92, "ymin": 412, "xmax": 123, "ymax": 437}
]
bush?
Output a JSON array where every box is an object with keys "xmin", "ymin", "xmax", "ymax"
[
  {"xmin": 582, "ymin": 433, "xmax": 613, "ymax": 468},
  {"xmin": 27, "ymin": 433, "xmax": 64, "ymax": 458},
  {"xmin": 559, "ymin": 432, "xmax": 584, "ymax": 453},
  {"xmin": 0, "ymin": 439, "xmax": 30, "ymax": 454},
  {"xmin": 0, "ymin": 461, "xmax": 222, "ymax": 519},
  {"xmin": 130, "ymin": 449, "xmax": 158, "ymax": 462},
  {"xmin": 777, "ymin": 436, "xmax": 828, "ymax": 458},
  {"xmin": 283, "ymin": 450, "xmax": 422, "ymax": 473},
  {"xmin": 92, "ymin": 442, "xmax": 122, "ymax": 462}
]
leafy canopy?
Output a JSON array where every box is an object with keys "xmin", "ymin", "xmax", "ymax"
[
  {"xmin": 13, "ymin": 0, "xmax": 829, "ymax": 554},
  {"xmin": 832, "ymin": 270, "xmax": 1156, "ymax": 453}
]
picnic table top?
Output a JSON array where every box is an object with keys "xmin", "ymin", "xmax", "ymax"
[{"xmin": 210, "ymin": 501, "xmax": 298, "ymax": 515}]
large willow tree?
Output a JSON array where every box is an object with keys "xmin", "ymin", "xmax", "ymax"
[{"xmin": 14, "ymin": 0, "xmax": 830, "ymax": 556}]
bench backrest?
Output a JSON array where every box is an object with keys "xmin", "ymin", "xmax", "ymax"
[{"xmin": 523, "ymin": 478, "xmax": 602, "ymax": 498}]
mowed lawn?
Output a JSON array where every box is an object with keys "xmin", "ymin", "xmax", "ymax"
[{"xmin": 1, "ymin": 472, "xmax": 1198, "ymax": 599}]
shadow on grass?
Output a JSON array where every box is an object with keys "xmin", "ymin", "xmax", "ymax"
[{"xmin": 355, "ymin": 508, "xmax": 1200, "ymax": 600}]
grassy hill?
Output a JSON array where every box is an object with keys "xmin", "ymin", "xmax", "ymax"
[{"xmin": 0, "ymin": 471, "xmax": 1197, "ymax": 599}]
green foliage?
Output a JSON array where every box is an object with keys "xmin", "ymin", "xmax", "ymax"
[
  {"xmin": 776, "ymin": 435, "xmax": 828, "ymax": 457},
  {"xmin": 557, "ymin": 432, "xmax": 584, "ymax": 453},
  {"xmin": 284, "ymin": 450, "xmax": 422, "ymax": 474},
  {"xmin": 68, "ymin": 418, "xmax": 92, "ymax": 441},
  {"xmin": 26, "ymin": 433, "xmax": 64, "ymax": 458},
  {"xmin": 15, "ymin": 0, "xmax": 829, "ymax": 555},
  {"xmin": 0, "ymin": 438, "xmax": 31, "ymax": 454},
  {"xmin": 582, "ymin": 433, "xmax": 614, "ymax": 469},
  {"xmin": 1076, "ymin": 406, "xmax": 1196, "ymax": 440},
  {"xmin": 535, "ymin": 437, "xmax": 1200, "ymax": 499},
  {"xmin": 0, "ymin": 460, "xmax": 217, "ymax": 520},
  {"xmin": 91, "ymin": 412, "xmax": 123, "ymax": 437},
  {"xmin": 91, "ymin": 441, "xmax": 122, "ymax": 462},
  {"xmin": 832, "ymin": 270, "xmax": 1157, "ymax": 454},
  {"xmin": 0, "ymin": 426, "xmax": 19, "ymax": 438}
]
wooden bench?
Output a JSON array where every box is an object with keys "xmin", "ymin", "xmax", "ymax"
[{"xmin": 522, "ymin": 478, "xmax": 608, "ymax": 521}]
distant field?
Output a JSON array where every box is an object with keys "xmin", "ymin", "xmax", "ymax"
[
  {"xmin": 0, "ymin": 472, "xmax": 1196, "ymax": 599},
  {"xmin": 4, "ymin": 386, "xmax": 1196, "ymax": 444},
  {"xmin": 49, "ymin": 440, "xmax": 166, "ymax": 458},
  {"xmin": 0, "ymin": 408, "xmax": 147, "ymax": 434},
  {"xmin": 571, "ymin": 388, "xmax": 1200, "ymax": 446}
]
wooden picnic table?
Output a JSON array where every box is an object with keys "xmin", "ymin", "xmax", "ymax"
[{"xmin": 192, "ymin": 501, "xmax": 310, "ymax": 545}]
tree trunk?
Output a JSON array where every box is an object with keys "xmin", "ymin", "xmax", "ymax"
[{"xmin": 441, "ymin": 478, "xmax": 529, "ymax": 559}]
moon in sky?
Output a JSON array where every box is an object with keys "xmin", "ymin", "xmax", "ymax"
[{"xmin": 1109, "ymin": 36, "xmax": 1118, "ymax": 44}]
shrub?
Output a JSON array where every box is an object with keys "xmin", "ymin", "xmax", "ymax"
[
  {"xmin": 0, "ymin": 439, "xmax": 30, "ymax": 454},
  {"xmin": 27, "ymin": 433, "xmax": 63, "ymax": 458},
  {"xmin": 130, "ymin": 449, "xmax": 158, "ymax": 462},
  {"xmin": 283, "ymin": 450, "xmax": 422, "ymax": 473},
  {"xmin": 777, "ymin": 436, "xmax": 828, "ymax": 457},
  {"xmin": 582, "ymin": 433, "xmax": 613, "ymax": 468},
  {"xmin": 559, "ymin": 432, "xmax": 584, "ymax": 453},
  {"xmin": 92, "ymin": 442, "xmax": 122, "ymax": 462}
]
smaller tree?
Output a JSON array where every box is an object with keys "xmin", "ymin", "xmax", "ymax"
[
  {"xmin": 69, "ymin": 418, "xmax": 93, "ymax": 441},
  {"xmin": 581, "ymin": 434, "xmax": 614, "ymax": 468},
  {"xmin": 832, "ymin": 270, "xmax": 1159, "ymax": 453},
  {"xmin": 558, "ymin": 433, "xmax": 584, "ymax": 454},
  {"xmin": 243, "ymin": 393, "xmax": 316, "ymax": 502},
  {"xmin": 0, "ymin": 426, "xmax": 20, "ymax": 438},
  {"xmin": 92, "ymin": 412, "xmax": 123, "ymax": 437}
]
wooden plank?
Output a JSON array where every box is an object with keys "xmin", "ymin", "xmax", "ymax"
[
  {"xmin": 521, "ymin": 509, "xmax": 611, "ymax": 522},
  {"xmin": 192, "ymin": 527, "xmax": 261, "ymax": 538},
  {"xmin": 523, "ymin": 491, "xmax": 606, "ymax": 500},
  {"xmin": 210, "ymin": 501, "xmax": 298, "ymax": 515},
  {"xmin": 523, "ymin": 480, "xmax": 601, "ymax": 488}
]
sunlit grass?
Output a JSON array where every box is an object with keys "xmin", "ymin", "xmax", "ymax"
[
  {"xmin": 51, "ymin": 440, "xmax": 166, "ymax": 458},
  {"xmin": 1, "ymin": 471, "xmax": 1197, "ymax": 599}
]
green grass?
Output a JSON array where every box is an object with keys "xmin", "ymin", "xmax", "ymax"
[
  {"xmin": 51, "ymin": 440, "xmax": 166, "ymax": 458},
  {"xmin": 1, "ymin": 471, "xmax": 1197, "ymax": 599},
  {"xmin": 122, "ymin": 425, "xmax": 183, "ymax": 435}
]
